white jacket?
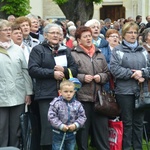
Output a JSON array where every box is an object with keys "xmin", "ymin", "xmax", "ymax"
[{"xmin": 0, "ymin": 40, "xmax": 33, "ymax": 107}]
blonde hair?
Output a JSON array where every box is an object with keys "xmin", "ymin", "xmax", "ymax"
[
  {"xmin": 60, "ymin": 80, "xmax": 75, "ymax": 90},
  {"xmin": 0, "ymin": 19, "xmax": 11, "ymax": 30},
  {"xmin": 122, "ymin": 22, "xmax": 139, "ymax": 38}
]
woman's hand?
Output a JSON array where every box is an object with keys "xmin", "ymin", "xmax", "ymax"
[
  {"xmin": 131, "ymin": 70, "xmax": 142, "ymax": 79},
  {"xmin": 84, "ymin": 75, "xmax": 93, "ymax": 83},
  {"xmin": 54, "ymin": 65, "xmax": 64, "ymax": 72},
  {"xmin": 138, "ymin": 77, "xmax": 145, "ymax": 83},
  {"xmin": 131, "ymin": 70, "xmax": 145, "ymax": 83},
  {"xmin": 54, "ymin": 71, "xmax": 64, "ymax": 80},
  {"xmin": 93, "ymin": 74, "xmax": 100, "ymax": 83},
  {"xmin": 25, "ymin": 95, "xmax": 31, "ymax": 105}
]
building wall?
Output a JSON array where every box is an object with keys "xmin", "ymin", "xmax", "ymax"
[
  {"xmin": 30, "ymin": 0, "xmax": 149, "ymax": 23},
  {"xmin": 30, "ymin": 0, "xmax": 43, "ymax": 17},
  {"xmin": 43, "ymin": 0, "xmax": 65, "ymax": 20}
]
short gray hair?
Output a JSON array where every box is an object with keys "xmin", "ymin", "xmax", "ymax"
[
  {"xmin": 43, "ymin": 23, "xmax": 62, "ymax": 34},
  {"xmin": 142, "ymin": 28, "xmax": 150, "ymax": 42},
  {"xmin": 26, "ymin": 13, "xmax": 38, "ymax": 20}
]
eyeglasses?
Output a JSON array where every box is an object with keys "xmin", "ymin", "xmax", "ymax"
[
  {"xmin": 126, "ymin": 31, "xmax": 138, "ymax": 35},
  {"xmin": 109, "ymin": 35, "xmax": 119, "ymax": 38},
  {"xmin": 47, "ymin": 32, "xmax": 60, "ymax": 36},
  {"xmin": 0, "ymin": 28, "xmax": 12, "ymax": 32},
  {"xmin": 31, "ymin": 21, "xmax": 39, "ymax": 24}
]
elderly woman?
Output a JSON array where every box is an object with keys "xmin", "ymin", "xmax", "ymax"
[
  {"xmin": 110, "ymin": 22, "xmax": 150, "ymax": 150},
  {"xmin": 64, "ymin": 25, "xmax": 77, "ymax": 49},
  {"xmin": 71, "ymin": 26, "xmax": 110, "ymax": 150},
  {"xmin": 28, "ymin": 23, "xmax": 77, "ymax": 150},
  {"xmin": 26, "ymin": 14, "xmax": 44, "ymax": 42},
  {"xmin": 105, "ymin": 29, "xmax": 120, "ymax": 50},
  {"xmin": 85, "ymin": 19, "xmax": 111, "ymax": 66},
  {"xmin": 0, "ymin": 20, "xmax": 33, "ymax": 148},
  {"xmin": 15, "ymin": 16, "xmax": 40, "ymax": 51}
]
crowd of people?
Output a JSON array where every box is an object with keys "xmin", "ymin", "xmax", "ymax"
[{"xmin": 0, "ymin": 13, "xmax": 150, "ymax": 150}]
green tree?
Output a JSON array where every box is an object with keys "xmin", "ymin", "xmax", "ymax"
[
  {"xmin": 0, "ymin": 0, "xmax": 31, "ymax": 19},
  {"xmin": 53, "ymin": 0, "xmax": 103, "ymax": 24}
]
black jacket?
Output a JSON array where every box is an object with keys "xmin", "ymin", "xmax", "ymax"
[{"xmin": 28, "ymin": 40, "xmax": 78, "ymax": 100}]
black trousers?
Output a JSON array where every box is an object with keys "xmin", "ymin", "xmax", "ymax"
[
  {"xmin": 0, "ymin": 104, "xmax": 24, "ymax": 147},
  {"xmin": 76, "ymin": 102, "xmax": 109, "ymax": 150},
  {"xmin": 38, "ymin": 99, "xmax": 53, "ymax": 146},
  {"xmin": 116, "ymin": 94, "xmax": 145, "ymax": 150}
]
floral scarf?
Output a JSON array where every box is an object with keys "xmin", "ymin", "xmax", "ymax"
[{"xmin": 0, "ymin": 41, "xmax": 11, "ymax": 49}]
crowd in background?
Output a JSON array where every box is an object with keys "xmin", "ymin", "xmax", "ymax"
[{"xmin": 0, "ymin": 13, "xmax": 150, "ymax": 150}]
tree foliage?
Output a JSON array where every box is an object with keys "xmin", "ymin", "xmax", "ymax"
[
  {"xmin": 0, "ymin": 0, "xmax": 31, "ymax": 18},
  {"xmin": 53, "ymin": 0, "xmax": 103, "ymax": 4},
  {"xmin": 52, "ymin": 0, "xmax": 103, "ymax": 23}
]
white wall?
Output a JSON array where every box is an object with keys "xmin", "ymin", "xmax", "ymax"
[{"xmin": 30, "ymin": 0, "xmax": 43, "ymax": 18}]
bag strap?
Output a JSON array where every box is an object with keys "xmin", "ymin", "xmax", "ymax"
[
  {"xmin": 0, "ymin": 47, "xmax": 9, "ymax": 56},
  {"xmin": 109, "ymin": 74, "xmax": 115, "ymax": 90},
  {"xmin": 68, "ymin": 68, "xmax": 73, "ymax": 78},
  {"xmin": 139, "ymin": 83, "xmax": 144, "ymax": 99},
  {"xmin": 25, "ymin": 104, "xmax": 28, "ymax": 113},
  {"xmin": 97, "ymin": 90, "xmax": 103, "ymax": 105}
]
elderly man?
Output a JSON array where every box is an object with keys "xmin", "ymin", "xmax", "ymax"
[{"xmin": 7, "ymin": 15, "xmax": 15, "ymax": 22}]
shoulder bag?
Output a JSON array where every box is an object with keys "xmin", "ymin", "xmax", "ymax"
[
  {"xmin": 94, "ymin": 87, "xmax": 120, "ymax": 117},
  {"xmin": 135, "ymin": 83, "xmax": 150, "ymax": 110}
]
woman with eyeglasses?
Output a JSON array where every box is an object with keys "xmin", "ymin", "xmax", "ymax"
[
  {"xmin": 0, "ymin": 20, "xmax": 33, "ymax": 148},
  {"xmin": 105, "ymin": 29, "xmax": 120, "ymax": 50},
  {"xmin": 110, "ymin": 21, "xmax": 150, "ymax": 150},
  {"xmin": 28, "ymin": 23, "xmax": 77, "ymax": 150},
  {"xmin": 71, "ymin": 26, "xmax": 110, "ymax": 150}
]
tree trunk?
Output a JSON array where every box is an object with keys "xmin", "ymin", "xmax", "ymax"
[
  {"xmin": 58, "ymin": 0, "xmax": 93, "ymax": 25},
  {"xmin": 0, "ymin": 1, "xmax": 9, "ymax": 19}
]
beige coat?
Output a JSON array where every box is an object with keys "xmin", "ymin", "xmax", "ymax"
[{"xmin": 0, "ymin": 40, "xmax": 33, "ymax": 107}]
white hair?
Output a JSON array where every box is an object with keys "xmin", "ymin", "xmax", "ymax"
[
  {"xmin": 68, "ymin": 25, "xmax": 76, "ymax": 32},
  {"xmin": 67, "ymin": 21, "xmax": 75, "ymax": 27},
  {"xmin": 84, "ymin": 19, "xmax": 100, "ymax": 27}
]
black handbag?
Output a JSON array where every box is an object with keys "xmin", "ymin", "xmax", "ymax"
[
  {"xmin": 20, "ymin": 105, "xmax": 40, "ymax": 150},
  {"xmin": 135, "ymin": 83, "xmax": 150, "ymax": 110},
  {"xmin": 94, "ymin": 89, "xmax": 120, "ymax": 117}
]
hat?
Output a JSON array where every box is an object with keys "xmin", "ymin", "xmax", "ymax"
[{"xmin": 69, "ymin": 78, "xmax": 82, "ymax": 91}]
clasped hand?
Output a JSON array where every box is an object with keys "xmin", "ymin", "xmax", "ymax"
[
  {"xmin": 131, "ymin": 69, "xmax": 145, "ymax": 83},
  {"xmin": 62, "ymin": 124, "xmax": 76, "ymax": 132},
  {"xmin": 84, "ymin": 74, "xmax": 100, "ymax": 83},
  {"xmin": 54, "ymin": 65, "xmax": 64, "ymax": 80}
]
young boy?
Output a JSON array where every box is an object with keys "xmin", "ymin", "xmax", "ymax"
[{"xmin": 48, "ymin": 80, "xmax": 86, "ymax": 150}]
